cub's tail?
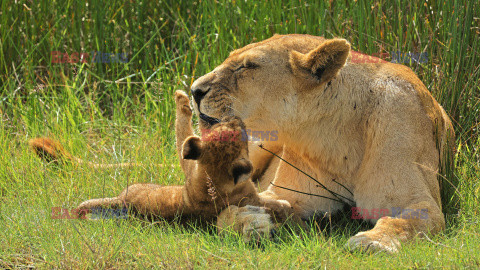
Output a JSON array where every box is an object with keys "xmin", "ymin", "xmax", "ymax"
[
  {"xmin": 29, "ymin": 137, "xmax": 172, "ymax": 169},
  {"xmin": 29, "ymin": 137, "xmax": 73, "ymax": 164}
]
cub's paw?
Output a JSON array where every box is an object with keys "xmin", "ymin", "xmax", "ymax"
[
  {"xmin": 174, "ymin": 90, "xmax": 192, "ymax": 115},
  {"xmin": 217, "ymin": 205, "xmax": 275, "ymax": 242},
  {"xmin": 346, "ymin": 230, "xmax": 400, "ymax": 254}
]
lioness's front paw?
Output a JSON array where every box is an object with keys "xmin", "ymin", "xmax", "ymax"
[
  {"xmin": 217, "ymin": 205, "xmax": 275, "ymax": 242},
  {"xmin": 174, "ymin": 90, "xmax": 192, "ymax": 115},
  {"xmin": 346, "ymin": 231, "xmax": 400, "ymax": 254}
]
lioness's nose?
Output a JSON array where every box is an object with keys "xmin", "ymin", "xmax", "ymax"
[
  {"xmin": 191, "ymin": 86, "xmax": 210, "ymax": 105},
  {"xmin": 191, "ymin": 71, "xmax": 216, "ymax": 105}
]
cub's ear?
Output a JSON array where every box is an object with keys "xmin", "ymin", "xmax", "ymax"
[
  {"xmin": 182, "ymin": 136, "xmax": 202, "ymax": 160},
  {"xmin": 230, "ymin": 158, "xmax": 253, "ymax": 184},
  {"xmin": 290, "ymin": 38, "xmax": 350, "ymax": 85}
]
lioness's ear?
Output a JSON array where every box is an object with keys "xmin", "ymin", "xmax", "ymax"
[
  {"xmin": 230, "ymin": 159, "xmax": 253, "ymax": 184},
  {"xmin": 182, "ymin": 136, "xmax": 202, "ymax": 160},
  {"xmin": 290, "ymin": 38, "xmax": 350, "ymax": 85}
]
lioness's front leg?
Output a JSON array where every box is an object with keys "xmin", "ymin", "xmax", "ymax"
[
  {"xmin": 216, "ymin": 147, "xmax": 326, "ymax": 240},
  {"xmin": 216, "ymin": 193, "xmax": 304, "ymax": 240},
  {"xmin": 216, "ymin": 199, "xmax": 300, "ymax": 241},
  {"xmin": 217, "ymin": 205, "xmax": 276, "ymax": 241}
]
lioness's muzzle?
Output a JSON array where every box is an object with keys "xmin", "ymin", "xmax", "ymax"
[{"xmin": 192, "ymin": 88, "xmax": 221, "ymax": 126}]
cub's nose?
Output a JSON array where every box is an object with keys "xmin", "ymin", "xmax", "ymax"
[{"xmin": 191, "ymin": 86, "xmax": 210, "ymax": 106}]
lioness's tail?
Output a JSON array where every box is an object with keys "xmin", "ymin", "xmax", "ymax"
[
  {"xmin": 436, "ymin": 106, "xmax": 458, "ymax": 214},
  {"xmin": 437, "ymin": 108, "xmax": 455, "ymax": 174},
  {"xmin": 29, "ymin": 137, "xmax": 172, "ymax": 169}
]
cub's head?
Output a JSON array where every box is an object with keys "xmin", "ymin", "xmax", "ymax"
[
  {"xmin": 190, "ymin": 34, "xmax": 351, "ymax": 134},
  {"xmin": 181, "ymin": 116, "xmax": 253, "ymax": 185}
]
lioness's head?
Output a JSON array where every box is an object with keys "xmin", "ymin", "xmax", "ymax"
[
  {"xmin": 190, "ymin": 34, "xmax": 351, "ymax": 136},
  {"xmin": 182, "ymin": 116, "xmax": 253, "ymax": 185}
]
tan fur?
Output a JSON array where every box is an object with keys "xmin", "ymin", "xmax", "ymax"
[
  {"xmin": 77, "ymin": 91, "xmax": 301, "ymax": 234},
  {"xmin": 191, "ymin": 34, "xmax": 455, "ymax": 253}
]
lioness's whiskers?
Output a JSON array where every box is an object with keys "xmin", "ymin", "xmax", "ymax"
[
  {"xmin": 269, "ymin": 182, "xmax": 345, "ymax": 204},
  {"xmin": 259, "ymin": 144, "xmax": 355, "ymax": 206}
]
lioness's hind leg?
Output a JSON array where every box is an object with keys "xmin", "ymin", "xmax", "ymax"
[{"xmin": 174, "ymin": 90, "xmax": 195, "ymax": 172}]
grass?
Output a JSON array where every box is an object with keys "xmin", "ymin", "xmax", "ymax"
[{"xmin": 1, "ymin": 0, "xmax": 479, "ymax": 268}]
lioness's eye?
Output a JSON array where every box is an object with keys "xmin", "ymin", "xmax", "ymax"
[
  {"xmin": 244, "ymin": 61, "xmax": 258, "ymax": 69},
  {"xmin": 235, "ymin": 61, "xmax": 258, "ymax": 72}
]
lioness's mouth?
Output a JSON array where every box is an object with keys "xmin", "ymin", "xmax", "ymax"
[
  {"xmin": 193, "ymin": 93, "xmax": 221, "ymax": 126},
  {"xmin": 199, "ymin": 112, "xmax": 221, "ymax": 126}
]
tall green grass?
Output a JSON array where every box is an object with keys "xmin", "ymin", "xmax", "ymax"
[{"xmin": 1, "ymin": 0, "xmax": 479, "ymax": 268}]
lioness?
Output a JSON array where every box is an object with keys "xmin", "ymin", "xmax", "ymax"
[
  {"xmin": 75, "ymin": 91, "xmax": 300, "ymax": 239},
  {"xmin": 190, "ymin": 34, "xmax": 454, "ymax": 253}
]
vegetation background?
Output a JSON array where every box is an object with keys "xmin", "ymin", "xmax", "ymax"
[{"xmin": 1, "ymin": 0, "xmax": 479, "ymax": 268}]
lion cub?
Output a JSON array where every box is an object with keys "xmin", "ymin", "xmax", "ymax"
[{"xmin": 77, "ymin": 91, "xmax": 298, "ymax": 234}]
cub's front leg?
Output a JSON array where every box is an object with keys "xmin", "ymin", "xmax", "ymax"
[
  {"xmin": 174, "ymin": 90, "xmax": 195, "ymax": 173},
  {"xmin": 77, "ymin": 90, "xmax": 195, "ymax": 219}
]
